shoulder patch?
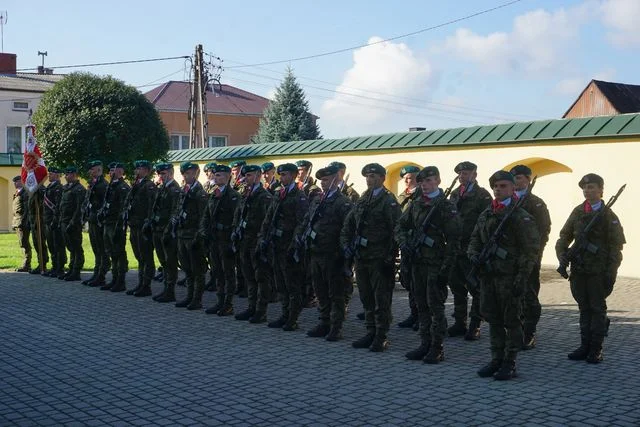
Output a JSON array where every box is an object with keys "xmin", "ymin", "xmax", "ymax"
[
  {"xmin": 536, "ymin": 203, "xmax": 542, "ymax": 207},
  {"xmin": 613, "ymin": 220, "xmax": 619, "ymax": 224},
  {"xmin": 523, "ymin": 217, "xmax": 531, "ymax": 221},
  {"xmin": 391, "ymin": 202, "xmax": 397, "ymax": 206}
]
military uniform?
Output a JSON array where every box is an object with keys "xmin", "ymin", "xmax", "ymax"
[
  {"xmin": 232, "ymin": 175, "xmax": 274, "ymax": 322},
  {"xmin": 125, "ymin": 165, "xmax": 158, "ymax": 297},
  {"xmin": 149, "ymin": 164, "xmax": 181, "ymax": 303},
  {"xmin": 299, "ymin": 168, "xmax": 353, "ymax": 341},
  {"xmin": 448, "ymin": 163, "xmax": 492, "ymax": 339},
  {"xmin": 12, "ymin": 178, "xmax": 31, "ymax": 271},
  {"xmin": 230, "ymin": 160, "xmax": 248, "ymax": 299},
  {"xmin": 83, "ymin": 170, "xmax": 110, "ymax": 287},
  {"xmin": 173, "ymin": 164, "xmax": 209, "ymax": 310},
  {"xmin": 468, "ymin": 171, "xmax": 540, "ymax": 380},
  {"xmin": 27, "ymin": 184, "xmax": 48, "ymax": 273},
  {"xmin": 555, "ymin": 173, "xmax": 625, "ymax": 363},
  {"xmin": 59, "ymin": 175, "xmax": 86, "ymax": 280},
  {"xmin": 200, "ymin": 173, "xmax": 241, "ymax": 315},
  {"xmin": 99, "ymin": 171, "xmax": 131, "ymax": 292},
  {"xmin": 341, "ymin": 164, "xmax": 401, "ymax": 351},
  {"xmin": 203, "ymin": 162, "xmax": 219, "ymax": 291},
  {"xmin": 259, "ymin": 165, "xmax": 309, "ymax": 330},
  {"xmin": 43, "ymin": 174, "xmax": 66, "ymax": 277},
  {"xmin": 396, "ymin": 168, "xmax": 462, "ymax": 363}
]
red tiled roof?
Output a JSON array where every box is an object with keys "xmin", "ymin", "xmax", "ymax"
[{"xmin": 144, "ymin": 81, "xmax": 269, "ymax": 116}]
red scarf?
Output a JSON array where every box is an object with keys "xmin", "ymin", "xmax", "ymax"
[
  {"xmin": 491, "ymin": 199, "xmax": 506, "ymax": 213},
  {"xmin": 583, "ymin": 201, "xmax": 594, "ymax": 213},
  {"xmin": 184, "ymin": 184, "xmax": 190, "ymax": 193},
  {"xmin": 279, "ymin": 187, "xmax": 287, "ymax": 200},
  {"xmin": 459, "ymin": 185, "xmax": 466, "ymax": 196}
]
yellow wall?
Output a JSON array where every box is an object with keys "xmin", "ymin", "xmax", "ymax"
[{"xmin": 2, "ymin": 137, "xmax": 637, "ymax": 277}]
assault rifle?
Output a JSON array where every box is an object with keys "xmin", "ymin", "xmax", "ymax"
[
  {"xmin": 259, "ymin": 189, "xmax": 286, "ymax": 263},
  {"xmin": 231, "ymin": 187, "xmax": 251, "ymax": 254},
  {"xmin": 343, "ymin": 187, "xmax": 375, "ymax": 276},
  {"xmin": 399, "ymin": 176, "xmax": 458, "ymax": 271},
  {"xmin": 171, "ymin": 183, "xmax": 194, "ymax": 239},
  {"xmin": 96, "ymin": 181, "xmax": 113, "ymax": 227},
  {"xmin": 557, "ymin": 184, "xmax": 626, "ymax": 279},
  {"xmin": 466, "ymin": 176, "xmax": 538, "ymax": 291}
]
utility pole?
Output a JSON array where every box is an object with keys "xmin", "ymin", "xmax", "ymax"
[{"xmin": 188, "ymin": 44, "xmax": 209, "ymax": 149}]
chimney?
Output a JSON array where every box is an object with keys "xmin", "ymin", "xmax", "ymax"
[
  {"xmin": 409, "ymin": 127, "xmax": 426, "ymax": 132},
  {"xmin": 0, "ymin": 52, "xmax": 17, "ymax": 74}
]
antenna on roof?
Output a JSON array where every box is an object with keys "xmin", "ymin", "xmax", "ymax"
[{"xmin": 0, "ymin": 11, "xmax": 7, "ymax": 53}]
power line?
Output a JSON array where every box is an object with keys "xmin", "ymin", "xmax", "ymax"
[
  {"xmin": 225, "ymin": 0, "xmax": 524, "ymax": 69},
  {"xmin": 16, "ymin": 55, "xmax": 190, "ymax": 72}
]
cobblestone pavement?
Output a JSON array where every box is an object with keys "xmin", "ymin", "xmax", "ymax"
[{"xmin": 1, "ymin": 267, "xmax": 639, "ymax": 426}]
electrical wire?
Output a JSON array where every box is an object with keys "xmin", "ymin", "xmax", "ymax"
[
  {"xmin": 16, "ymin": 55, "xmax": 190, "ymax": 72},
  {"xmin": 225, "ymin": 0, "xmax": 524, "ymax": 69}
]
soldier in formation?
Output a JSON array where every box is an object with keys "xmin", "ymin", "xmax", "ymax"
[
  {"xmin": 82, "ymin": 161, "xmax": 110, "ymax": 288},
  {"xmin": 42, "ymin": 167, "xmax": 65, "ymax": 278},
  {"xmin": 58, "ymin": 166, "xmax": 86, "ymax": 281},
  {"xmin": 12, "ymin": 175, "xmax": 32, "ymax": 272}
]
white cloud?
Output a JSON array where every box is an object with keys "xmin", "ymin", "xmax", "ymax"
[
  {"xmin": 442, "ymin": 4, "xmax": 591, "ymax": 75},
  {"xmin": 320, "ymin": 37, "xmax": 434, "ymax": 138},
  {"xmin": 600, "ymin": 0, "xmax": 640, "ymax": 47},
  {"xmin": 554, "ymin": 68, "xmax": 616, "ymax": 96}
]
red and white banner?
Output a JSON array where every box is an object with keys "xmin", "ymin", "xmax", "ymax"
[{"xmin": 21, "ymin": 122, "xmax": 47, "ymax": 192}]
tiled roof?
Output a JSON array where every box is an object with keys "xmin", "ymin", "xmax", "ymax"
[
  {"xmin": 144, "ymin": 81, "xmax": 269, "ymax": 116},
  {"xmin": 593, "ymin": 80, "xmax": 640, "ymax": 114},
  {"xmin": 0, "ymin": 73, "xmax": 64, "ymax": 92},
  {"xmin": 168, "ymin": 113, "xmax": 640, "ymax": 163}
]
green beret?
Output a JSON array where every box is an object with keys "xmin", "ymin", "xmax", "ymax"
[
  {"xmin": 109, "ymin": 162, "xmax": 124, "ymax": 170},
  {"xmin": 296, "ymin": 160, "xmax": 312, "ymax": 168},
  {"xmin": 48, "ymin": 166, "xmax": 63, "ymax": 174},
  {"xmin": 489, "ymin": 170, "xmax": 515, "ymax": 187},
  {"xmin": 509, "ymin": 164, "xmax": 532, "ymax": 177},
  {"xmin": 315, "ymin": 165, "xmax": 339, "ymax": 179},
  {"xmin": 179, "ymin": 161, "xmax": 199, "ymax": 174},
  {"xmin": 87, "ymin": 160, "xmax": 102, "ymax": 170},
  {"xmin": 361, "ymin": 163, "xmax": 386, "ymax": 177},
  {"xmin": 229, "ymin": 160, "xmax": 246, "ymax": 168},
  {"xmin": 213, "ymin": 164, "xmax": 231, "ymax": 174},
  {"xmin": 454, "ymin": 161, "xmax": 477, "ymax": 173},
  {"xmin": 12, "ymin": 175, "xmax": 21, "ymax": 182},
  {"xmin": 154, "ymin": 162, "xmax": 173, "ymax": 172},
  {"xmin": 417, "ymin": 166, "xmax": 439, "ymax": 182},
  {"xmin": 579, "ymin": 173, "xmax": 604, "ymax": 189},
  {"xmin": 64, "ymin": 166, "xmax": 78, "ymax": 174},
  {"xmin": 134, "ymin": 160, "xmax": 152, "ymax": 169},
  {"xmin": 328, "ymin": 161, "xmax": 346, "ymax": 170},
  {"xmin": 204, "ymin": 162, "xmax": 218, "ymax": 173},
  {"xmin": 261, "ymin": 162, "xmax": 275, "ymax": 173},
  {"xmin": 400, "ymin": 165, "xmax": 420, "ymax": 178},
  {"xmin": 277, "ymin": 163, "xmax": 298, "ymax": 174},
  {"xmin": 242, "ymin": 164, "xmax": 261, "ymax": 174}
]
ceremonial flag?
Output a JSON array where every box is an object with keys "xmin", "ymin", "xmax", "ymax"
[{"xmin": 21, "ymin": 115, "xmax": 47, "ymax": 192}]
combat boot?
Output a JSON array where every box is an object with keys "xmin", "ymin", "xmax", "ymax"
[
  {"xmin": 282, "ymin": 321, "xmax": 299, "ymax": 331},
  {"xmin": 369, "ymin": 334, "xmax": 390, "ymax": 352},
  {"xmin": 16, "ymin": 264, "xmax": 31, "ymax": 273},
  {"xmin": 110, "ymin": 274, "xmax": 127, "ymax": 292},
  {"xmin": 235, "ymin": 307, "xmax": 255, "ymax": 321},
  {"xmin": 64, "ymin": 271, "xmax": 81, "ymax": 282},
  {"xmin": 477, "ymin": 359, "xmax": 502, "ymax": 378},
  {"xmin": 423, "ymin": 340, "xmax": 445, "ymax": 364},
  {"xmin": 405, "ymin": 343, "xmax": 430, "ymax": 361},
  {"xmin": 187, "ymin": 281, "xmax": 204, "ymax": 310},
  {"xmin": 352, "ymin": 331, "xmax": 375, "ymax": 348},
  {"xmin": 177, "ymin": 277, "xmax": 187, "ymax": 287},
  {"xmin": 205, "ymin": 293, "xmax": 225, "ymax": 314},
  {"xmin": 126, "ymin": 278, "xmax": 142, "ymax": 295},
  {"xmin": 152, "ymin": 284, "xmax": 167, "ymax": 301},
  {"xmin": 464, "ymin": 318, "xmax": 481, "ymax": 341},
  {"xmin": 82, "ymin": 275, "xmax": 96, "ymax": 286},
  {"xmin": 175, "ymin": 282, "xmax": 194, "ymax": 308},
  {"xmin": 100, "ymin": 280, "xmax": 115, "ymax": 291},
  {"xmin": 447, "ymin": 321, "xmax": 467, "ymax": 337},
  {"xmin": 156, "ymin": 285, "xmax": 176, "ymax": 303},
  {"xmin": 522, "ymin": 330, "xmax": 536, "ymax": 350},
  {"xmin": 217, "ymin": 304, "xmax": 234, "ymax": 316},
  {"xmin": 89, "ymin": 278, "xmax": 106, "ymax": 288},
  {"xmin": 398, "ymin": 314, "xmax": 416, "ymax": 328},
  {"xmin": 567, "ymin": 339, "xmax": 590, "ymax": 360},
  {"xmin": 307, "ymin": 323, "xmax": 330, "ymax": 338},
  {"xmin": 494, "ymin": 360, "xmax": 517, "ymax": 380},
  {"xmin": 586, "ymin": 343, "xmax": 603, "ymax": 364},
  {"xmin": 356, "ymin": 312, "xmax": 365, "ymax": 320},
  {"xmin": 249, "ymin": 311, "xmax": 267, "ymax": 324},
  {"xmin": 325, "ymin": 325, "xmax": 343, "ymax": 342},
  {"xmin": 134, "ymin": 279, "xmax": 153, "ymax": 297},
  {"xmin": 268, "ymin": 316, "xmax": 287, "ymax": 328}
]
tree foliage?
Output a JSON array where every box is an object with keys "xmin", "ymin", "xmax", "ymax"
[
  {"xmin": 33, "ymin": 72, "xmax": 169, "ymax": 179},
  {"xmin": 254, "ymin": 67, "xmax": 321, "ymax": 144}
]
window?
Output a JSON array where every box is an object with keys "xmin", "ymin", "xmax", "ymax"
[
  {"xmin": 12, "ymin": 101, "xmax": 29, "ymax": 111},
  {"xmin": 170, "ymin": 135, "xmax": 191, "ymax": 150},
  {"xmin": 7, "ymin": 126, "xmax": 23, "ymax": 153},
  {"xmin": 208, "ymin": 135, "xmax": 227, "ymax": 148}
]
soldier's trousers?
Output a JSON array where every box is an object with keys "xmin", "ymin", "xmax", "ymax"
[
  {"xmin": 45, "ymin": 224, "xmax": 67, "ymax": 273},
  {"xmin": 400, "ymin": 258, "xmax": 417, "ymax": 317},
  {"xmin": 273, "ymin": 247, "xmax": 302, "ymax": 321},
  {"xmin": 238, "ymin": 240, "xmax": 271, "ymax": 312},
  {"xmin": 104, "ymin": 222, "xmax": 128, "ymax": 280},
  {"xmin": 30, "ymin": 221, "xmax": 48, "ymax": 269},
  {"xmin": 480, "ymin": 275, "xmax": 523, "ymax": 361},
  {"xmin": 208, "ymin": 242, "xmax": 221, "ymax": 286},
  {"xmin": 522, "ymin": 259, "xmax": 542, "ymax": 334},
  {"xmin": 16, "ymin": 226, "xmax": 32, "ymax": 269},
  {"xmin": 310, "ymin": 252, "xmax": 346, "ymax": 327},
  {"xmin": 130, "ymin": 226, "xmax": 155, "ymax": 286},
  {"xmin": 177, "ymin": 237, "xmax": 206, "ymax": 303},
  {"xmin": 570, "ymin": 272, "xmax": 607, "ymax": 346},
  {"xmin": 412, "ymin": 260, "xmax": 448, "ymax": 344},
  {"xmin": 355, "ymin": 258, "xmax": 394, "ymax": 337},
  {"xmin": 213, "ymin": 238, "xmax": 237, "ymax": 303},
  {"xmin": 449, "ymin": 254, "xmax": 481, "ymax": 324},
  {"xmin": 61, "ymin": 223, "xmax": 84, "ymax": 274},
  {"xmin": 89, "ymin": 221, "xmax": 109, "ymax": 281},
  {"xmin": 153, "ymin": 231, "xmax": 178, "ymax": 289}
]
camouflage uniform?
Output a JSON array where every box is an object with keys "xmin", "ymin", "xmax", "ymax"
[
  {"xmin": 59, "ymin": 180, "xmax": 86, "ymax": 279},
  {"xmin": 298, "ymin": 177, "xmax": 322, "ymax": 306},
  {"xmin": 100, "ymin": 178, "xmax": 130, "ymax": 291},
  {"xmin": 397, "ymin": 186, "xmax": 421, "ymax": 326},
  {"xmin": 12, "ymin": 185, "xmax": 31, "ymax": 270},
  {"xmin": 396, "ymin": 188, "xmax": 461, "ymax": 362},
  {"xmin": 203, "ymin": 179, "xmax": 219, "ymax": 290},
  {"xmin": 84, "ymin": 176, "xmax": 110, "ymax": 286},
  {"xmin": 28, "ymin": 184, "xmax": 48, "ymax": 272},
  {"xmin": 339, "ymin": 181, "xmax": 360, "ymax": 311},
  {"xmin": 43, "ymin": 179, "xmax": 66, "ymax": 276}
]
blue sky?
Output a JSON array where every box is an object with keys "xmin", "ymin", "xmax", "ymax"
[{"xmin": 5, "ymin": 0, "xmax": 640, "ymax": 137}]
